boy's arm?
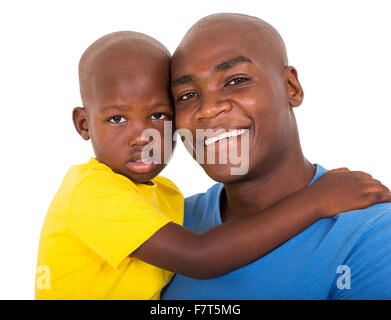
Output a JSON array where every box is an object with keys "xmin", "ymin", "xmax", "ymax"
[{"xmin": 133, "ymin": 169, "xmax": 391, "ymax": 279}]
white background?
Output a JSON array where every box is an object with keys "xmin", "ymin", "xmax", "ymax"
[{"xmin": 0, "ymin": 0, "xmax": 390, "ymax": 299}]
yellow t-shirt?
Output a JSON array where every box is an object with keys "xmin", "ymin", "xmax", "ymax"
[{"xmin": 35, "ymin": 158, "xmax": 184, "ymax": 300}]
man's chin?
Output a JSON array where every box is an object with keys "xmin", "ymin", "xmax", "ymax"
[{"xmin": 200, "ymin": 163, "xmax": 251, "ymax": 184}]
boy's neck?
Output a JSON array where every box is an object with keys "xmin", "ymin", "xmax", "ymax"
[{"xmin": 141, "ymin": 181, "xmax": 154, "ymax": 186}]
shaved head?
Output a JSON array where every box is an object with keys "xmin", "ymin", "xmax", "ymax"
[
  {"xmin": 74, "ymin": 31, "xmax": 173, "ymax": 182},
  {"xmin": 173, "ymin": 13, "xmax": 288, "ymax": 73},
  {"xmin": 171, "ymin": 13, "xmax": 306, "ymax": 185},
  {"xmin": 79, "ymin": 31, "xmax": 170, "ymax": 108}
]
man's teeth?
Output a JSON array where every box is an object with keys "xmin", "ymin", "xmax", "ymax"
[{"xmin": 205, "ymin": 129, "xmax": 247, "ymax": 146}]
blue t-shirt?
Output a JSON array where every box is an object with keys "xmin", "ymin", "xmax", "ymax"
[{"xmin": 162, "ymin": 164, "xmax": 391, "ymax": 300}]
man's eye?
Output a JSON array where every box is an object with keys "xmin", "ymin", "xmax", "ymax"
[
  {"xmin": 179, "ymin": 92, "xmax": 198, "ymax": 101},
  {"xmin": 226, "ymin": 77, "xmax": 249, "ymax": 86},
  {"xmin": 109, "ymin": 116, "xmax": 126, "ymax": 123},
  {"xmin": 151, "ymin": 113, "xmax": 167, "ymax": 120}
]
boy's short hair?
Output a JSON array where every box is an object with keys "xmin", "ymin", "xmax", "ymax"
[{"xmin": 78, "ymin": 31, "xmax": 170, "ymax": 108}]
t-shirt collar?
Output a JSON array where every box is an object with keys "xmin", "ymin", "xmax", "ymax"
[
  {"xmin": 309, "ymin": 163, "xmax": 328, "ymax": 185},
  {"xmin": 216, "ymin": 163, "xmax": 328, "ymax": 224}
]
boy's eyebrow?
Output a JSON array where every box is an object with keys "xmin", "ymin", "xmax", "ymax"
[
  {"xmin": 100, "ymin": 103, "xmax": 172, "ymax": 112},
  {"xmin": 171, "ymin": 56, "xmax": 253, "ymax": 88},
  {"xmin": 100, "ymin": 105, "xmax": 130, "ymax": 112}
]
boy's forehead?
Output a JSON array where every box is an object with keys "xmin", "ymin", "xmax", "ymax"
[
  {"xmin": 85, "ymin": 42, "xmax": 170, "ymax": 82},
  {"xmin": 92, "ymin": 47, "xmax": 162, "ymax": 79},
  {"xmin": 88, "ymin": 52, "xmax": 169, "ymax": 107},
  {"xmin": 79, "ymin": 31, "xmax": 170, "ymax": 107},
  {"xmin": 92, "ymin": 61, "xmax": 170, "ymax": 105}
]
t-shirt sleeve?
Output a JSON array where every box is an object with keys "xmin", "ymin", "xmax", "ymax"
[
  {"xmin": 68, "ymin": 172, "xmax": 172, "ymax": 270},
  {"xmin": 329, "ymin": 211, "xmax": 391, "ymax": 299}
]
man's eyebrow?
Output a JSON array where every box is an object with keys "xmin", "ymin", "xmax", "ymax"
[
  {"xmin": 214, "ymin": 56, "xmax": 253, "ymax": 72},
  {"xmin": 171, "ymin": 74, "xmax": 196, "ymax": 87},
  {"xmin": 170, "ymin": 56, "xmax": 252, "ymax": 88}
]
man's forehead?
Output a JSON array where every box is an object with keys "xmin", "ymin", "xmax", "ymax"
[
  {"xmin": 172, "ymin": 38, "xmax": 271, "ymax": 78},
  {"xmin": 176, "ymin": 25, "xmax": 259, "ymax": 57},
  {"xmin": 172, "ymin": 15, "xmax": 287, "ymax": 75}
]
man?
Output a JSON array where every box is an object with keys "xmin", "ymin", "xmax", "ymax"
[{"xmin": 162, "ymin": 13, "xmax": 391, "ymax": 299}]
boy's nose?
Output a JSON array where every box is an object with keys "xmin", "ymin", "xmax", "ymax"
[
  {"xmin": 127, "ymin": 122, "xmax": 151, "ymax": 148},
  {"xmin": 128, "ymin": 134, "xmax": 150, "ymax": 148}
]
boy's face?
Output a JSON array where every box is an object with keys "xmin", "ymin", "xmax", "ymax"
[
  {"xmin": 74, "ymin": 49, "xmax": 174, "ymax": 183},
  {"xmin": 171, "ymin": 21, "xmax": 303, "ymax": 183}
]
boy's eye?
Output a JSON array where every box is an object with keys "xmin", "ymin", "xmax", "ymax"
[
  {"xmin": 226, "ymin": 77, "xmax": 249, "ymax": 86},
  {"xmin": 151, "ymin": 113, "xmax": 167, "ymax": 120},
  {"xmin": 109, "ymin": 116, "xmax": 126, "ymax": 123},
  {"xmin": 179, "ymin": 92, "xmax": 198, "ymax": 101}
]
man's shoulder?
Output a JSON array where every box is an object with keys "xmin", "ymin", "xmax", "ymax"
[
  {"xmin": 315, "ymin": 163, "xmax": 391, "ymax": 223},
  {"xmin": 329, "ymin": 202, "xmax": 391, "ymax": 299},
  {"xmin": 186, "ymin": 183, "xmax": 224, "ymax": 204},
  {"xmin": 183, "ymin": 183, "xmax": 223, "ymax": 230},
  {"xmin": 353, "ymin": 202, "xmax": 391, "ymax": 238},
  {"xmin": 334, "ymin": 202, "xmax": 391, "ymax": 229},
  {"xmin": 327, "ymin": 202, "xmax": 391, "ymax": 261},
  {"xmin": 185, "ymin": 183, "xmax": 223, "ymax": 207}
]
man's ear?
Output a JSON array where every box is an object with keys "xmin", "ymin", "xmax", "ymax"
[
  {"xmin": 284, "ymin": 66, "xmax": 304, "ymax": 107},
  {"xmin": 72, "ymin": 107, "xmax": 90, "ymax": 140}
]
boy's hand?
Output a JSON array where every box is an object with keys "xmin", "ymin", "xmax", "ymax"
[{"xmin": 309, "ymin": 168, "xmax": 391, "ymax": 218}]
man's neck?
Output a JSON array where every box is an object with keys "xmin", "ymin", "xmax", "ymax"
[{"xmin": 220, "ymin": 151, "xmax": 316, "ymax": 222}]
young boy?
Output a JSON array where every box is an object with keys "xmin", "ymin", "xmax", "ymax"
[{"xmin": 35, "ymin": 31, "xmax": 391, "ymax": 300}]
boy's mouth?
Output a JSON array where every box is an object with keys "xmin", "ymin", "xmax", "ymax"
[{"xmin": 126, "ymin": 158, "xmax": 157, "ymax": 174}]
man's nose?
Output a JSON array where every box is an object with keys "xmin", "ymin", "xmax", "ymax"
[{"xmin": 195, "ymin": 92, "xmax": 232, "ymax": 121}]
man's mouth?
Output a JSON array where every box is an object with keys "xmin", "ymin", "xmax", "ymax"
[{"xmin": 204, "ymin": 128, "xmax": 248, "ymax": 146}]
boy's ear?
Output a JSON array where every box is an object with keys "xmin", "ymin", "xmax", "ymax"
[
  {"xmin": 284, "ymin": 66, "xmax": 304, "ymax": 108},
  {"xmin": 72, "ymin": 107, "xmax": 90, "ymax": 140}
]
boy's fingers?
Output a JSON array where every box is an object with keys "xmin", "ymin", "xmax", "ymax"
[
  {"xmin": 330, "ymin": 167, "xmax": 350, "ymax": 172},
  {"xmin": 352, "ymin": 171, "xmax": 373, "ymax": 179},
  {"xmin": 367, "ymin": 192, "xmax": 391, "ymax": 203},
  {"xmin": 366, "ymin": 179, "xmax": 383, "ymax": 186},
  {"xmin": 366, "ymin": 180, "xmax": 390, "ymax": 193},
  {"xmin": 365, "ymin": 184, "xmax": 390, "ymax": 194},
  {"xmin": 380, "ymin": 193, "xmax": 391, "ymax": 203},
  {"xmin": 379, "ymin": 184, "xmax": 391, "ymax": 193}
]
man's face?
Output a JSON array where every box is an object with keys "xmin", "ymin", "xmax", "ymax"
[{"xmin": 171, "ymin": 25, "xmax": 298, "ymax": 183}]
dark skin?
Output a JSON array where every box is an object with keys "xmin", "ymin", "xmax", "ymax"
[
  {"xmin": 74, "ymin": 32, "xmax": 174, "ymax": 183},
  {"xmin": 74, "ymin": 31, "xmax": 391, "ymax": 280},
  {"xmin": 171, "ymin": 14, "xmax": 314, "ymax": 221},
  {"xmin": 170, "ymin": 13, "xmax": 386, "ymax": 221}
]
